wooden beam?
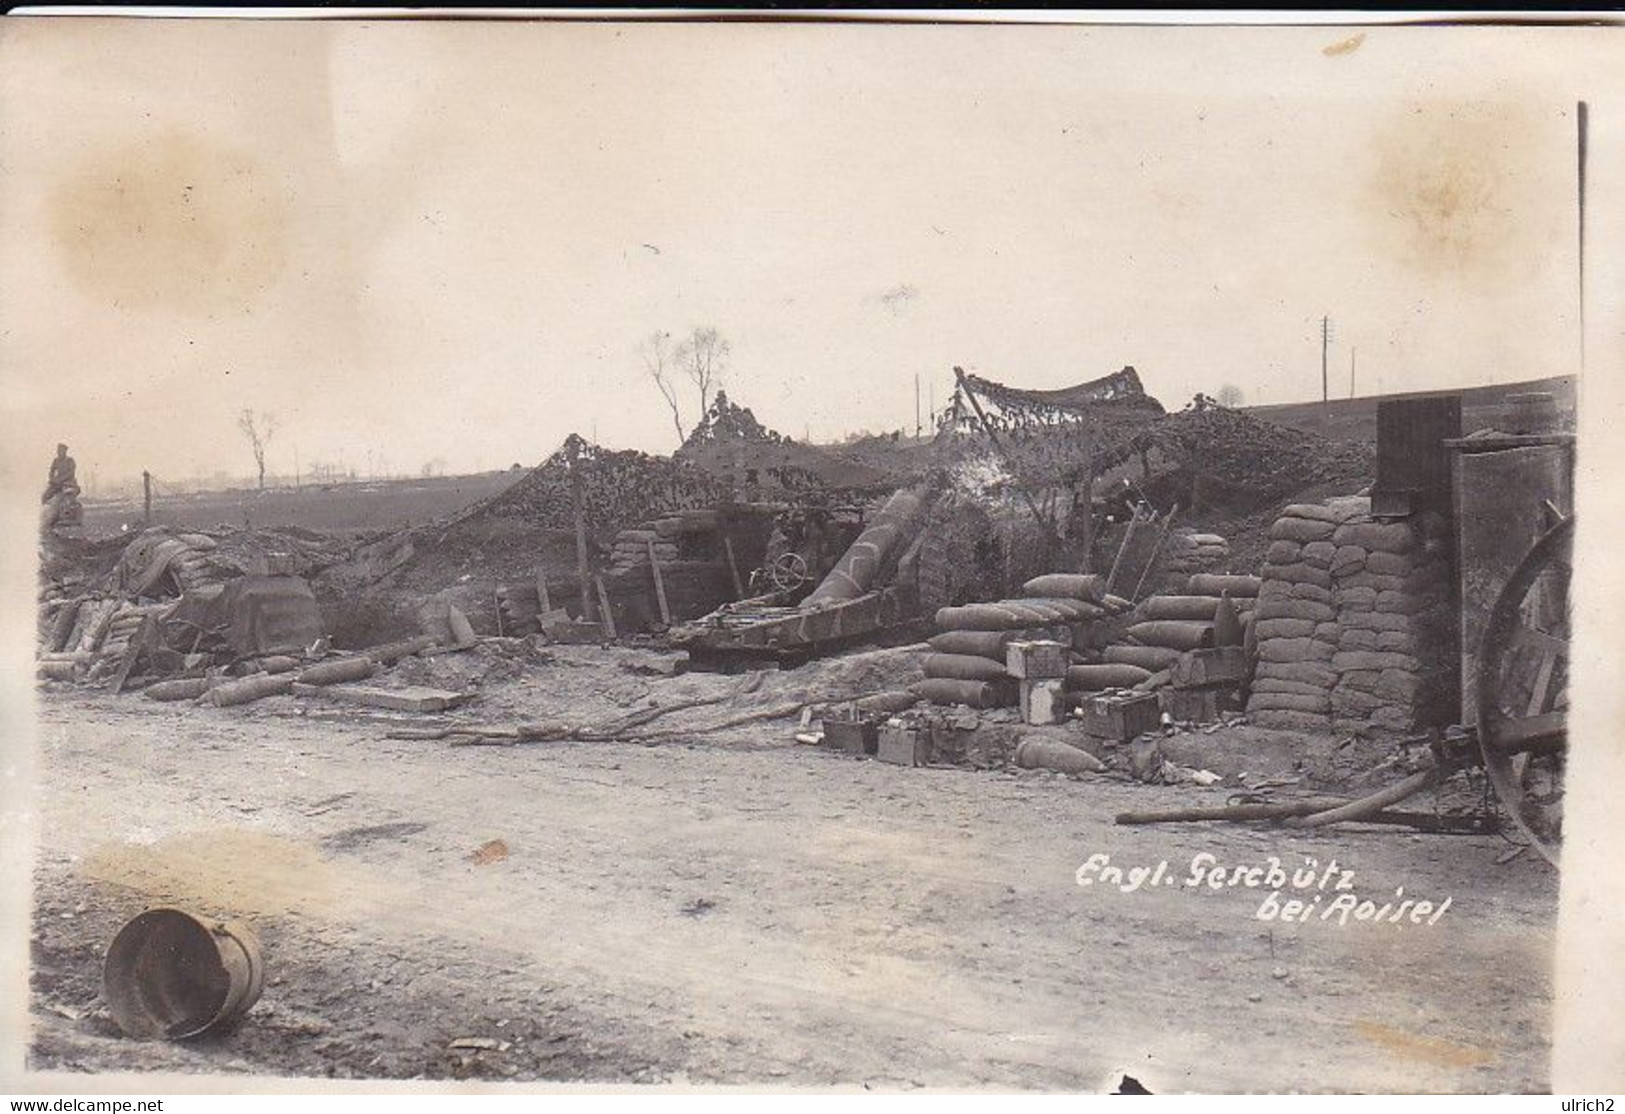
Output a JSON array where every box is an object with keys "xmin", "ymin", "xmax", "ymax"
[
  {"xmin": 647, "ymin": 541, "xmax": 672, "ymax": 626},
  {"xmin": 594, "ymin": 575, "xmax": 618, "ymax": 640}
]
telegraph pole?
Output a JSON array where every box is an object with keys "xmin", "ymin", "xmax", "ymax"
[
  {"xmin": 914, "ymin": 374, "xmax": 921, "ymax": 437},
  {"xmin": 1320, "ymin": 316, "xmax": 1332, "ymax": 411}
]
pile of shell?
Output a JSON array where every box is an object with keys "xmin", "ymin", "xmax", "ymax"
[{"xmin": 913, "ymin": 574, "xmax": 1134, "ymax": 708}]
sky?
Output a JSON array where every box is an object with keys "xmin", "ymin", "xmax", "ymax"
[{"xmin": 0, "ymin": 18, "xmax": 1609, "ymax": 491}]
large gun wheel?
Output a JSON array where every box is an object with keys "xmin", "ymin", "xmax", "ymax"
[{"xmin": 1474, "ymin": 514, "xmax": 1572, "ymax": 866}]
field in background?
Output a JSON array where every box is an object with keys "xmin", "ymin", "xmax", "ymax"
[
  {"xmin": 1248, "ymin": 374, "xmax": 1576, "ymax": 441},
  {"xmin": 76, "ymin": 375, "xmax": 1576, "ymax": 541},
  {"xmin": 79, "ymin": 470, "xmax": 524, "ymax": 539}
]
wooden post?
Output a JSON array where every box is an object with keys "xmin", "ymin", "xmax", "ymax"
[
  {"xmin": 722, "ymin": 534, "xmax": 746, "ymax": 600},
  {"xmin": 535, "ymin": 563, "xmax": 552, "ymax": 617},
  {"xmin": 143, "ymin": 470, "xmax": 153, "ymax": 525},
  {"xmin": 594, "ymin": 576, "xmax": 618, "ymax": 639},
  {"xmin": 647, "ymin": 541, "xmax": 672, "ymax": 626},
  {"xmin": 567, "ymin": 441, "xmax": 594, "ymax": 621},
  {"xmin": 494, "ymin": 591, "xmax": 506, "ymax": 638}
]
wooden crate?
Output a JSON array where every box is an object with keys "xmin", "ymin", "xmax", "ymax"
[
  {"xmin": 824, "ymin": 717, "xmax": 879, "ymax": 756},
  {"xmin": 877, "ymin": 723, "xmax": 930, "ymax": 766},
  {"xmin": 1005, "ymin": 640, "xmax": 1069, "ymax": 680},
  {"xmin": 1077, "ymin": 691, "xmax": 1162, "ymax": 742}
]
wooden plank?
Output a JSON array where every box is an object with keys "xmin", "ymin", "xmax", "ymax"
[
  {"xmin": 594, "ymin": 576, "xmax": 618, "ymax": 639},
  {"xmin": 1525, "ymin": 645, "xmax": 1560, "ymax": 718},
  {"xmin": 722, "ymin": 535, "xmax": 746, "ymax": 599},
  {"xmin": 292, "ymin": 682, "xmax": 474, "ymax": 713},
  {"xmin": 647, "ymin": 541, "xmax": 672, "ymax": 626},
  {"xmin": 535, "ymin": 562, "xmax": 552, "ymax": 616}
]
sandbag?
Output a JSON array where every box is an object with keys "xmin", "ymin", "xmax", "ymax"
[
  {"xmin": 928, "ymin": 630, "xmax": 1018, "ymax": 661},
  {"xmin": 1254, "ymin": 617, "xmax": 1316, "ymax": 641},
  {"xmin": 1270, "ymin": 516, "xmax": 1336, "ymax": 544},
  {"xmin": 1126, "ymin": 621, "xmax": 1214, "ymax": 652},
  {"xmin": 1265, "ymin": 540, "xmax": 1303, "ymax": 566},
  {"xmin": 1257, "ymin": 637, "xmax": 1335, "ymax": 663},
  {"xmin": 1255, "ymin": 597, "xmax": 1336, "ymax": 624},
  {"xmin": 1187, "ymin": 574, "xmax": 1261, "ymax": 599},
  {"xmin": 1301, "ymin": 541, "xmax": 1338, "ymax": 570},
  {"xmin": 1066, "ymin": 663, "xmax": 1152, "ymax": 691},
  {"xmin": 1331, "ymin": 521, "xmax": 1416, "ymax": 555},
  {"xmin": 1280, "ymin": 503, "xmax": 1349, "ymax": 525},
  {"xmin": 1140, "ymin": 595, "xmax": 1220, "ymax": 621},
  {"xmin": 1253, "ymin": 660, "xmax": 1337, "ymax": 687},
  {"xmin": 1101, "ymin": 594, "xmax": 1134, "ymax": 614},
  {"xmin": 1251, "ymin": 677, "xmax": 1333, "ymax": 698},
  {"xmin": 1021, "ymin": 574, "xmax": 1105, "ymax": 603},
  {"xmin": 923, "ymin": 653, "xmax": 1011, "ymax": 682},
  {"xmin": 1266, "ymin": 562, "xmax": 1333, "ymax": 589},
  {"xmin": 1249, "ymin": 691, "xmax": 1332, "ymax": 714},
  {"xmin": 1103, "ymin": 644, "xmax": 1183, "ymax": 671},
  {"xmin": 910, "ymin": 678, "xmax": 1014, "ymax": 710}
]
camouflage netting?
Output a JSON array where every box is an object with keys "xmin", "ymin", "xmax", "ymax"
[
  {"xmin": 675, "ymin": 391, "xmax": 894, "ymax": 494},
  {"xmin": 1145, "ymin": 396, "xmax": 1374, "ymax": 503},
  {"xmin": 940, "ymin": 367, "xmax": 1168, "ymax": 487},
  {"xmin": 455, "ymin": 434, "xmax": 732, "ymax": 536}
]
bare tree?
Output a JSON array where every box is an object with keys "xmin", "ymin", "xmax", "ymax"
[
  {"xmin": 237, "ymin": 409, "xmax": 278, "ymax": 489},
  {"xmin": 675, "ymin": 326, "xmax": 730, "ymax": 421},
  {"xmin": 638, "ymin": 330, "xmax": 686, "ymax": 444},
  {"xmin": 1216, "ymin": 384, "xmax": 1245, "ymax": 408}
]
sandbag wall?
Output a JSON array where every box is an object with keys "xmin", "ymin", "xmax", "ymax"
[
  {"xmin": 1247, "ymin": 497, "xmax": 1452, "ymax": 735},
  {"xmin": 914, "ymin": 574, "xmax": 1133, "ymax": 709},
  {"xmin": 1161, "ymin": 530, "xmax": 1232, "ymax": 580}
]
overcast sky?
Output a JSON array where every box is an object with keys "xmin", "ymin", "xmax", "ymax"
[{"xmin": 0, "ymin": 19, "xmax": 1607, "ymax": 489}]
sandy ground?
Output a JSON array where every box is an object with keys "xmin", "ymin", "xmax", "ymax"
[{"xmin": 21, "ymin": 647, "xmax": 1558, "ymax": 1092}]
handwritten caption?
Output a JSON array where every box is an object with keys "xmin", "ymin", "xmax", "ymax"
[{"xmin": 1075, "ymin": 852, "xmax": 1452, "ymax": 928}]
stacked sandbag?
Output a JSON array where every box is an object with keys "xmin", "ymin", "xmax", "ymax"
[
  {"xmin": 1161, "ymin": 530, "xmax": 1232, "ymax": 578},
  {"xmin": 610, "ymin": 526, "xmax": 681, "ymax": 571},
  {"xmin": 1246, "ymin": 497, "xmax": 1449, "ymax": 736}
]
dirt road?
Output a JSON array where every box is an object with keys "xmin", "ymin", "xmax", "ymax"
[{"xmin": 24, "ymin": 659, "xmax": 1556, "ymax": 1092}]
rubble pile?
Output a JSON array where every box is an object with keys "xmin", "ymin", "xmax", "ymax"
[{"xmin": 1246, "ymin": 497, "xmax": 1453, "ymax": 736}]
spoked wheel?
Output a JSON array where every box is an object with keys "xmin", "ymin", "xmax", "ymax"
[
  {"xmin": 769, "ymin": 551, "xmax": 810, "ymax": 592},
  {"xmin": 1474, "ymin": 514, "xmax": 1572, "ymax": 866}
]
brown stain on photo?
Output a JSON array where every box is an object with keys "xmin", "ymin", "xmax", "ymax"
[
  {"xmin": 1323, "ymin": 33, "xmax": 1366, "ymax": 57},
  {"xmin": 47, "ymin": 129, "xmax": 290, "ymax": 316},
  {"xmin": 80, "ymin": 828, "xmax": 340, "ymax": 917},
  {"xmin": 1353, "ymin": 1019, "xmax": 1496, "ymax": 1069},
  {"xmin": 1363, "ymin": 100, "xmax": 1560, "ymax": 295}
]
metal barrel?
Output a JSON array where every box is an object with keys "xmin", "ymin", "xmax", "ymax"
[{"xmin": 103, "ymin": 908, "xmax": 265, "ymax": 1040}]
